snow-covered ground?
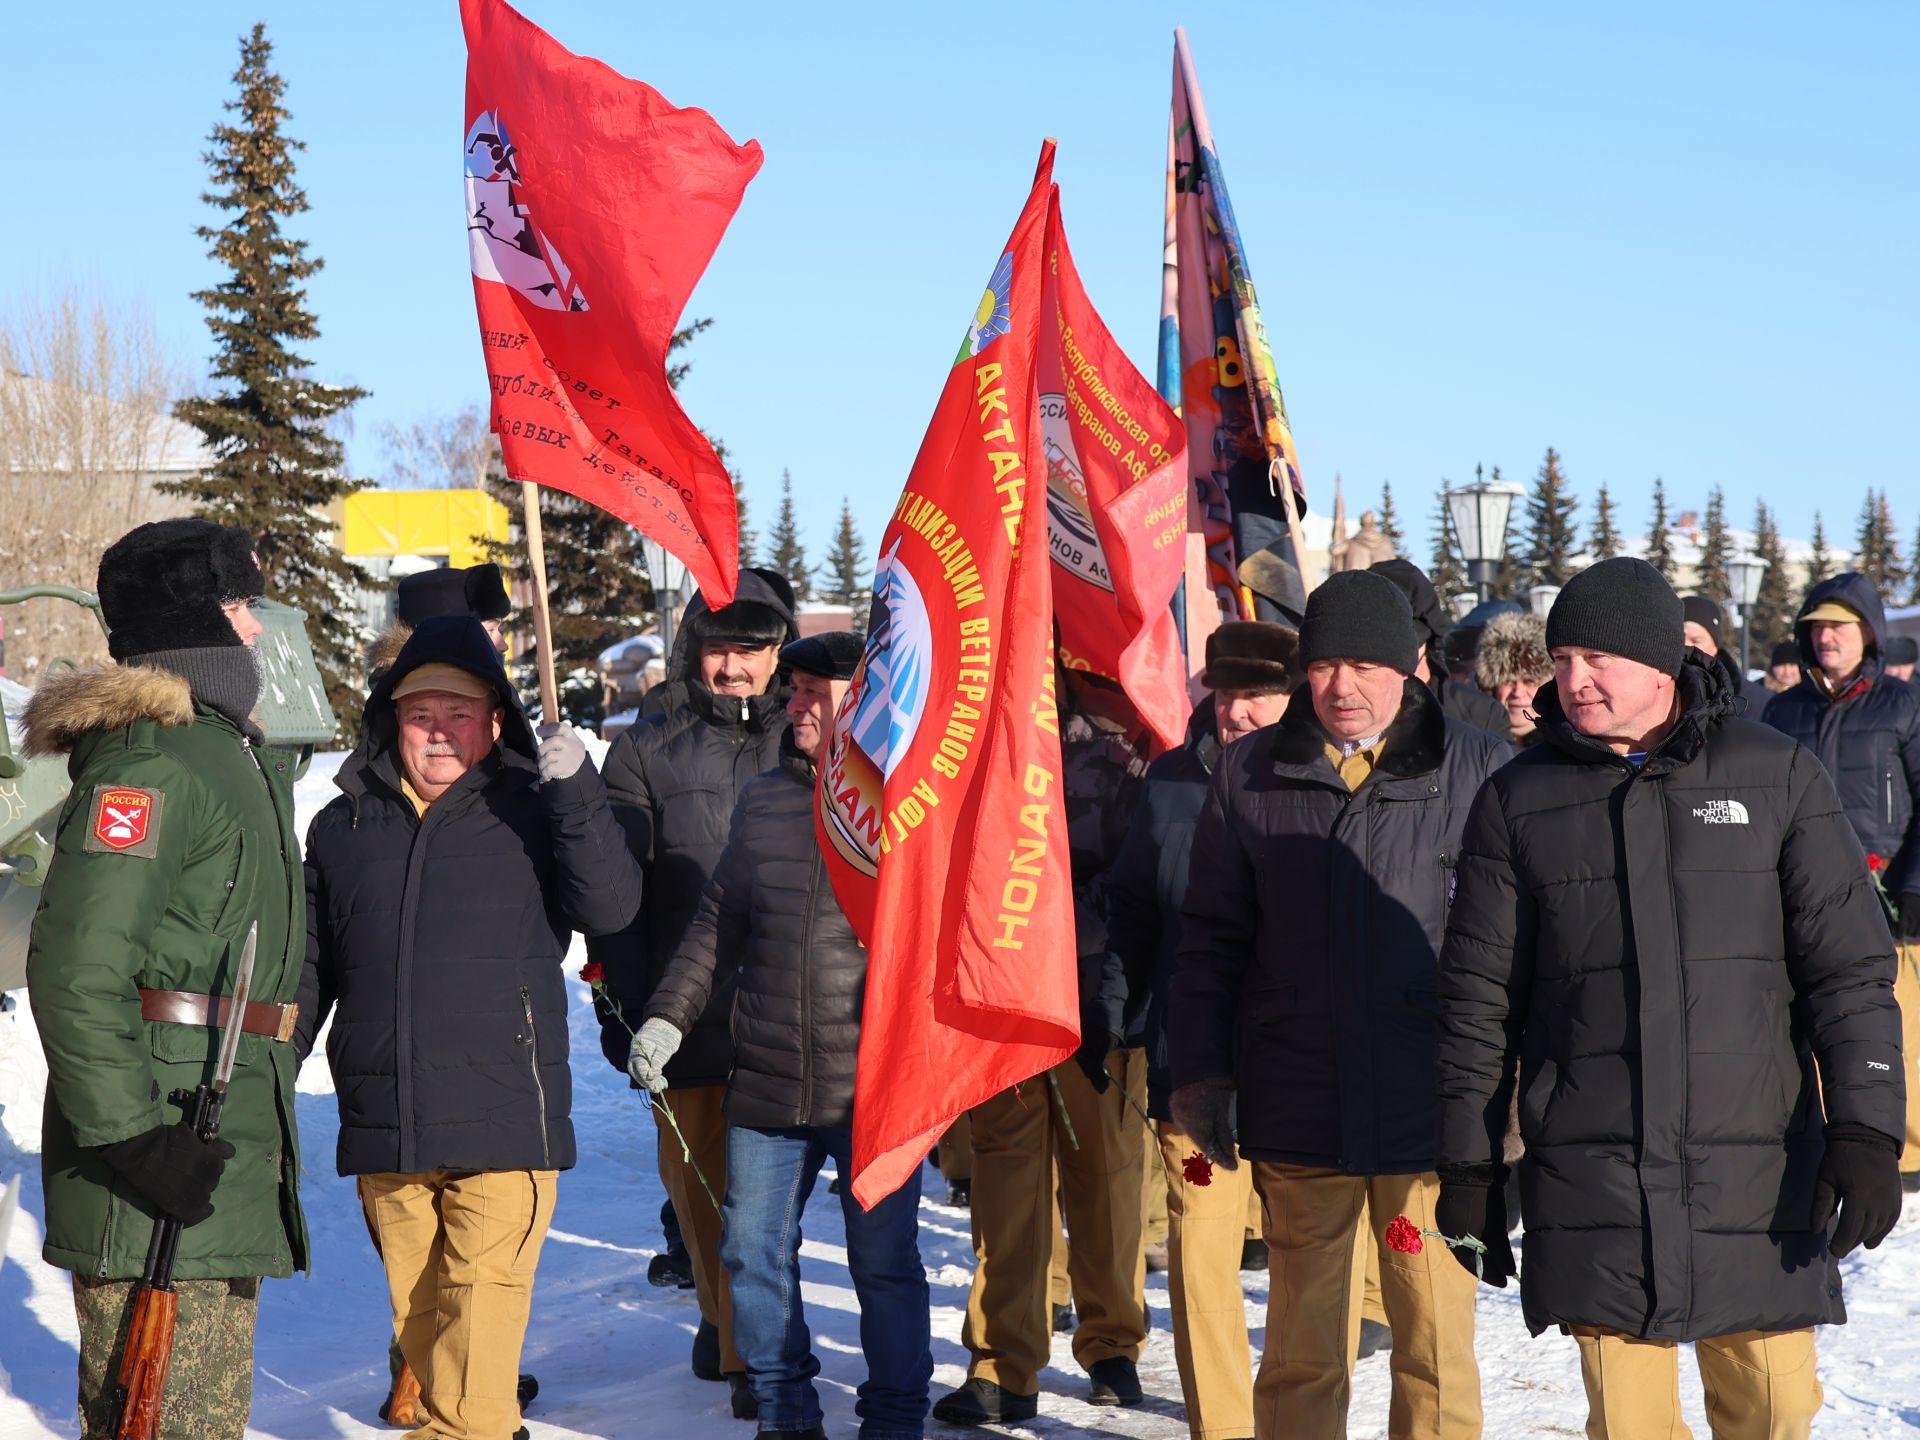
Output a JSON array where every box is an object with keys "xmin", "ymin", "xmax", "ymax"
[{"xmin": 2, "ymin": 752, "xmax": 1919, "ymax": 1437}]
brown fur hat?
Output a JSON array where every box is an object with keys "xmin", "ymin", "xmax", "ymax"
[{"xmin": 1474, "ymin": 610, "xmax": 1551, "ymax": 690}]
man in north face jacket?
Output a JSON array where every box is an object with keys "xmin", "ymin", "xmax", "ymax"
[
  {"xmin": 1437, "ymin": 558, "xmax": 1905, "ymax": 1439},
  {"xmin": 1171, "ymin": 570, "xmax": 1510, "ymax": 1440}
]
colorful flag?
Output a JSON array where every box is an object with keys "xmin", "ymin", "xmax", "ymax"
[
  {"xmin": 821, "ymin": 145, "xmax": 1078, "ymax": 1208},
  {"xmin": 461, "ymin": 0, "xmax": 761, "ymax": 605},
  {"xmin": 1041, "ymin": 197, "xmax": 1190, "ymax": 751},
  {"xmin": 1160, "ymin": 25, "xmax": 1308, "ymax": 632}
]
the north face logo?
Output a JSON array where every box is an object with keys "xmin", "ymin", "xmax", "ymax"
[{"xmin": 1693, "ymin": 799, "xmax": 1750, "ymax": 825}]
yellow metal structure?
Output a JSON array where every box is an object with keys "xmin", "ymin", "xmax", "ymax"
[{"xmin": 342, "ymin": 490, "xmax": 511, "ymax": 568}]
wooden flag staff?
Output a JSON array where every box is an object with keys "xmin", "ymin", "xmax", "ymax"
[{"xmin": 519, "ymin": 480, "xmax": 561, "ymax": 722}]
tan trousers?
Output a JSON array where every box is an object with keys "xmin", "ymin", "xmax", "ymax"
[
  {"xmin": 938, "ymin": 1114, "xmax": 973, "ymax": 1182},
  {"xmin": 1159, "ymin": 1121, "xmax": 1255, "ymax": 1440},
  {"xmin": 1355, "ymin": 1196, "xmax": 1389, "ymax": 1329},
  {"xmin": 1898, "ymin": 944, "xmax": 1920, "ymax": 1170},
  {"xmin": 1571, "ymin": 1327, "xmax": 1822, "ymax": 1440},
  {"xmin": 963, "ymin": 1050, "xmax": 1149, "ymax": 1392},
  {"xmin": 1143, "ymin": 1119, "xmax": 1171, "ymax": 1248},
  {"xmin": 1049, "ymin": 1171, "xmax": 1072, "ymax": 1308},
  {"xmin": 1252, "ymin": 1165, "xmax": 1481, "ymax": 1440},
  {"xmin": 358, "ymin": 1169, "xmax": 558, "ymax": 1440},
  {"xmin": 654, "ymin": 1084, "xmax": 740, "ymax": 1372}
]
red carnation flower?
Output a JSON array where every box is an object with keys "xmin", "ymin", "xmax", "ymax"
[
  {"xmin": 579, "ymin": 960, "xmax": 605, "ymax": 985},
  {"xmin": 1385, "ymin": 1214, "xmax": 1424, "ymax": 1255},
  {"xmin": 1181, "ymin": 1152, "xmax": 1214, "ymax": 1187},
  {"xmin": 1868, "ymin": 854, "xmax": 1887, "ymax": 875}
]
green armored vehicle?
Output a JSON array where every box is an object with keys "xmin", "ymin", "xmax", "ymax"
[{"xmin": 0, "ymin": 586, "xmax": 335, "ymax": 991}]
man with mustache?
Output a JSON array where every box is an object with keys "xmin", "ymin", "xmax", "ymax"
[
  {"xmin": 1764, "ymin": 573, "xmax": 1920, "ymax": 1193},
  {"xmin": 587, "ymin": 568, "xmax": 798, "ymax": 1414},
  {"xmin": 1171, "ymin": 570, "xmax": 1510, "ymax": 1439},
  {"xmin": 298, "ymin": 616, "xmax": 642, "ymax": 1440}
]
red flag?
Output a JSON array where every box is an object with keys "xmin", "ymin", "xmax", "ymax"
[
  {"xmin": 461, "ymin": 0, "xmax": 761, "ymax": 605},
  {"xmin": 820, "ymin": 145, "xmax": 1078, "ymax": 1208},
  {"xmin": 1040, "ymin": 198, "xmax": 1191, "ymax": 752}
]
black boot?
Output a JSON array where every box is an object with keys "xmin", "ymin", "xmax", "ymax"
[
  {"xmin": 932, "ymin": 1378, "xmax": 1038, "ymax": 1425},
  {"xmin": 1240, "ymin": 1236, "xmax": 1269, "ymax": 1271},
  {"xmin": 517, "ymin": 1373, "xmax": 538, "ymax": 1410},
  {"xmin": 691, "ymin": 1319, "xmax": 724, "ymax": 1381},
  {"xmin": 945, "ymin": 1178, "xmax": 971, "ymax": 1208},
  {"xmin": 1358, "ymin": 1319, "xmax": 1393, "ymax": 1359},
  {"xmin": 1051, "ymin": 1302, "xmax": 1076, "ymax": 1332},
  {"xmin": 754, "ymin": 1427, "xmax": 825, "ymax": 1440},
  {"xmin": 728, "ymin": 1372, "xmax": 759, "ymax": 1420},
  {"xmin": 1086, "ymin": 1356, "xmax": 1143, "ymax": 1407}
]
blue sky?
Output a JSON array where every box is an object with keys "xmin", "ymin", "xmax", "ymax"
[{"xmin": 6, "ymin": 2, "xmax": 1915, "ymax": 572}]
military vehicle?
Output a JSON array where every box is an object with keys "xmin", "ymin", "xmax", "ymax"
[{"xmin": 0, "ymin": 586, "xmax": 336, "ymax": 991}]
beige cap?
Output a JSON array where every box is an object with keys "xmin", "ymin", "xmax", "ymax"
[
  {"xmin": 1802, "ymin": 600, "xmax": 1864, "ymax": 625},
  {"xmin": 391, "ymin": 661, "xmax": 495, "ymax": 703}
]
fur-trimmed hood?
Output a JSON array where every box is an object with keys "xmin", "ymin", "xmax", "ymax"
[
  {"xmin": 364, "ymin": 622, "xmax": 412, "ymax": 678},
  {"xmin": 21, "ymin": 665, "xmax": 195, "ymax": 757},
  {"xmin": 1475, "ymin": 611, "xmax": 1551, "ymax": 690}
]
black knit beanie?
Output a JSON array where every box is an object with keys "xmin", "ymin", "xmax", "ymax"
[
  {"xmin": 1299, "ymin": 570, "xmax": 1419, "ymax": 673},
  {"xmin": 1681, "ymin": 595, "xmax": 1726, "ymax": 649},
  {"xmin": 1546, "ymin": 557, "xmax": 1684, "ymax": 676}
]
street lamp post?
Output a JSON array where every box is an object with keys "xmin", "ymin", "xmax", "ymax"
[
  {"xmin": 1446, "ymin": 470, "xmax": 1526, "ymax": 603},
  {"xmin": 1727, "ymin": 552, "xmax": 1768, "ymax": 677}
]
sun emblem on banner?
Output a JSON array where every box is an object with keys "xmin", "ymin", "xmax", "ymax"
[
  {"xmin": 465, "ymin": 111, "xmax": 588, "ymax": 312},
  {"xmin": 955, "ymin": 251, "xmax": 1014, "ymax": 364},
  {"xmin": 821, "ymin": 539, "xmax": 935, "ymax": 877}
]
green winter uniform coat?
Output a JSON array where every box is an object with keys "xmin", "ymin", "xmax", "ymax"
[{"xmin": 23, "ymin": 665, "xmax": 308, "ymax": 1281}]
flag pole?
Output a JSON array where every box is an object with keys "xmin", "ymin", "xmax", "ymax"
[{"xmin": 519, "ymin": 480, "xmax": 561, "ymax": 721}]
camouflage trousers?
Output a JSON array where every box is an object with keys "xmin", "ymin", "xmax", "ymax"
[{"xmin": 72, "ymin": 1274, "xmax": 259, "ymax": 1440}]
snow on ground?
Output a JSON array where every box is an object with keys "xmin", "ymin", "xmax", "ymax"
[{"xmin": 2, "ymin": 751, "xmax": 1919, "ymax": 1437}]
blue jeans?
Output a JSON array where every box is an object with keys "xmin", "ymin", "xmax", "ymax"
[{"xmin": 720, "ymin": 1124, "xmax": 932, "ymax": 1439}]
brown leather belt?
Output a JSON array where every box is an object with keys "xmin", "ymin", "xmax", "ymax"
[{"xmin": 139, "ymin": 988, "xmax": 300, "ymax": 1043}]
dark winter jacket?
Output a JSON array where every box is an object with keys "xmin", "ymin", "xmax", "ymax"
[
  {"xmin": 645, "ymin": 733, "xmax": 868, "ymax": 1129},
  {"xmin": 1707, "ymin": 645, "xmax": 1761, "ymax": 717},
  {"xmin": 24, "ymin": 665, "xmax": 307, "ymax": 1280},
  {"xmin": 589, "ymin": 571, "xmax": 799, "ymax": 1085},
  {"xmin": 1436, "ymin": 673, "xmax": 1506, "ymax": 737},
  {"xmin": 1761, "ymin": 573, "xmax": 1920, "ymax": 898},
  {"xmin": 1437, "ymin": 654, "xmax": 1904, "ymax": 1341},
  {"xmin": 298, "ymin": 618, "xmax": 643, "ymax": 1175},
  {"xmin": 1170, "ymin": 679, "xmax": 1511, "ymax": 1174},
  {"xmin": 1103, "ymin": 700, "xmax": 1221, "ymax": 1119},
  {"xmin": 1062, "ymin": 709, "xmax": 1151, "ymax": 1046}
]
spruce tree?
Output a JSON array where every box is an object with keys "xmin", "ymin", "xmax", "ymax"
[
  {"xmin": 1806, "ymin": 512, "xmax": 1834, "ymax": 587},
  {"xmin": 167, "ymin": 24, "xmax": 368, "ymax": 721},
  {"xmin": 1378, "ymin": 481, "xmax": 1403, "ymax": 550},
  {"xmin": 1518, "ymin": 447, "xmax": 1580, "ymax": 590},
  {"xmin": 1876, "ymin": 490, "xmax": 1908, "ymax": 597},
  {"xmin": 1588, "ymin": 483, "xmax": 1622, "ymax": 561},
  {"xmin": 1644, "ymin": 478, "xmax": 1678, "ymax": 582},
  {"xmin": 1426, "ymin": 485, "xmax": 1468, "ymax": 605},
  {"xmin": 1910, "ymin": 512, "xmax": 1920, "ymax": 605},
  {"xmin": 1696, "ymin": 486, "xmax": 1733, "ymax": 600},
  {"xmin": 766, "ymin": 470, "xmax": 814, "ymax": 601},
  {"xmin": 1749, "ymin": 502, "xmax": 1795, "ymax": 656},
  {"xmin": 1855, "ymin": 491, "xmax": 1887, "ymax": 590},
  {"xmin": 824, "ymin": 498, "xmax": 871, "ymax": 636}
]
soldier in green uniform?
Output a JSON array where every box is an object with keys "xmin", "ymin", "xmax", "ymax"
[{"xmin": 22, "ymin": 519, "xmax": 308, "ymax": 1440}]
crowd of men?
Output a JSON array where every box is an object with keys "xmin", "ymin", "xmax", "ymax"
[{"xmin": 17, "ymin": 516, "xmax": 1920, "ymax": 1440}]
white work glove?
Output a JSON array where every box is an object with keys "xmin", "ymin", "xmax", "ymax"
[
  {"xmin": 535, "ymin": 722, "xmax": 589, "ymax": 784},
  {"xmin": 627, "ymin": 1017, "xmax": 684, "ymax": 1094}
]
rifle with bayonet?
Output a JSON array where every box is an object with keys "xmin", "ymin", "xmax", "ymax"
[{"xmin": 112, "ymin": 923, "xmax": 257, "ymax": 1440}]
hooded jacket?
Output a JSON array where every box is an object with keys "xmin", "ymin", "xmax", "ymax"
[
  {"xmin": 645, "ymin": 732, "xmax": 869, "ymax": 1129},
  {"xmin": 1437, "ymin": 655, "xmax": 1903, "ymax": 1340},
  {"xmin": 589, "ymin": 569, "xmax": 799, "ymax": 1084},
  {"xmin": 1170, "ymin": 679, "xmax": 1511, "ymax": 1174},
  {"xmin": 1761, "ymin": 572, "xmax": 1920, "ymax": 897},
  {"xmin": 298, "ymin": 618, "xmax": 642, "ymax": 1175},
  {"xmin": 24, "ymin": 664, "xmax": 307, "ymax": 1279}
]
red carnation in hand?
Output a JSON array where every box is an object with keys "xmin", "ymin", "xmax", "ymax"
[
  {"xmin": 1182, "ymin": 1152, "xmax": 1214, "ymax": 1187},
  {"xmin": 579, "ymin": 960, "xmax": 605, "ymax": 985},
  {"xmin": 1385, "ymin": 1214, "xmax": 1424, "ymax": 1255},
  {"xmin": 1868, "ymin": 854, "xmax": 1887, "ymax": 875}
]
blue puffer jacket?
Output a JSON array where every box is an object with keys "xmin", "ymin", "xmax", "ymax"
[{"xmin": 1761, "ymin": 572, "xmax": 1920, "ymax": 898}]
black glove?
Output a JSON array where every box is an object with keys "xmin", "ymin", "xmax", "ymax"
[
  {"xmin": 1074, "ymin": 1019, "xmax": 1120, "ymax": 1093},
  {"xmin": 98, "ymin": 1121, "xmax": 237, "ymax": 1227},
  {"xmin": 1812, "ymin": 1123, "xmax": 1902, "ymax": 1257},
  {"xmin": 1897, "ymin": 893, "xmax": 1920, "ymax": 942},
  {"xmin": 1169, "ymin": 1079, "xmax": 1239, "ymax": 1170},
  {"xmin": 1433, "ymin": 1166, "xmax": 1517, "ymax": 1288}
]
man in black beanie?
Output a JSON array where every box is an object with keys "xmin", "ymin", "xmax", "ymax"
[
  {"xmin": 1375, "ymin": 559, "xmax": 1506, "ymax": 737},
  {"xmin": 23, "ymin": 519, "xmax": 308, "ymax": 1438},
  {"xmin": 1436, "ymin": 555, "xmax": 1903, "ymax": 1436},
  {"xmin": 1681, "ymin": 593, "xmax": 1757, "ymax": 713},
  {"xmin": 1171, "ymin": 568, "xmax": 1510, "ymax": 1438}
]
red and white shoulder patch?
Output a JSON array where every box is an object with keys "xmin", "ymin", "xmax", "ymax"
[{"xmin": 83, "ymin": 785, "xmax": 166, "ymax": 858}]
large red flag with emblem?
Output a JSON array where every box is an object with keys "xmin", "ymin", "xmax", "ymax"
[
  {"xmin": 820, "ymin": 145, "xmax": 1078, "ymax": 1207},
  {"xmin": 460, "ymin": 0, "xmax": 760, "ymax": 605},
  {"xmin": 1040, "ymin": 198, "xmax": 1190, "ymax": 751}
]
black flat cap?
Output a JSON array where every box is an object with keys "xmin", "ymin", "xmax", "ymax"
[{"xmin": 781, "ymin": 631, "xmax": 864, "ymax": 680}]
